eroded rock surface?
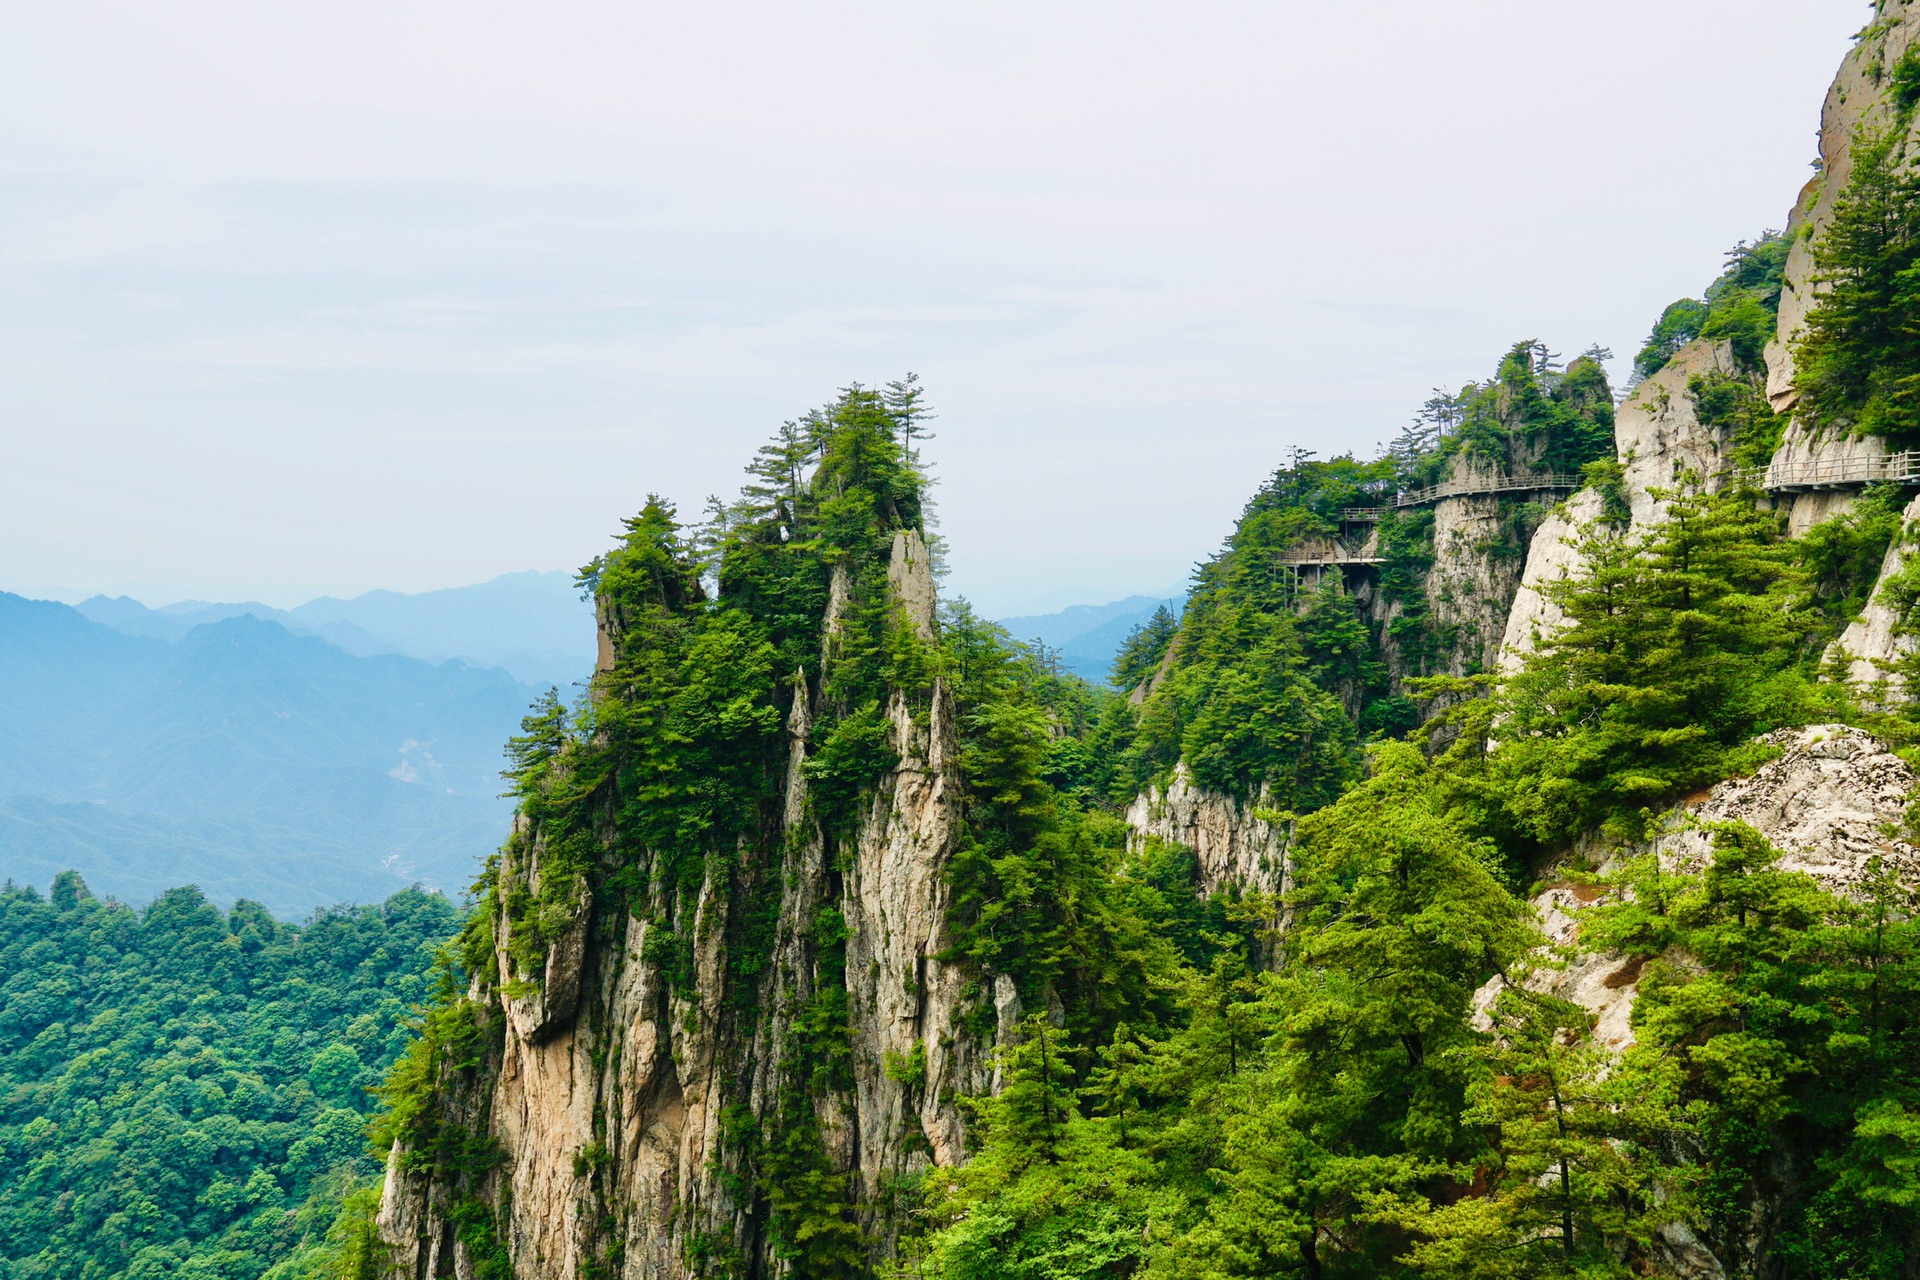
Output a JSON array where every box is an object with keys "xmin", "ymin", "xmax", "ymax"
[
  {"xmin": 1512, "ymin": 726, "xmax": 1919, "ymax": 1058},
  {"xmin": 380, "ymin": 529, "xmax": 996, "ymax": 1280},
  {"xmin": 1124, "ymin": 763, "xmax": 1286, "ymax": 893},
  {"xmin": 1829, "ymin": 493, "xmax": 1920, "ymax": 699}
]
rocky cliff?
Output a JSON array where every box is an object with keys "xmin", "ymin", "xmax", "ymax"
[
  {"xmin": 1499, "ymin": 724, "xmax": 1920, "ymax": 1057},
  {"xmin": 1500, "ymin": 337, "xmax": 1747, "ymax": 672},
  {"xmin": 1765, "ymin": 3, "xmax": 1920, "ymax": 535},
  {"xmin": 1123, "ymin": 764, "xmax": 1285, "ymax": 893},
  {"xmin": 1483, "ymin": 724, "xmax": 1920, "ymax": 1279},
  {"xmin": 377, "ymin": 413, "xmax": 998, "ymax": 1280}
]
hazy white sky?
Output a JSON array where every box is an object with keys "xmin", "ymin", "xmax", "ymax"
[{"xmin": 0, "ymin": 1, "xmax": 1865, "ymax": 615}]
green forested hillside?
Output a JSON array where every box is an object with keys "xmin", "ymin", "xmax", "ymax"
[
  {"xmin": 0, "ymin": 875, "xmax": 457, "ymax": 1280},
  {"xmin": 1090, "ymin": 337, "xmax": 1617, "ymax": 813},
  {"xmin": 26, "ymin": 45, "xmax": 1920, "ymax": 1278},
  {"xmin": 374, "ymin": 328, "xmax": 1920, "ymax": 1277},
  {"xmin": 903, "ymin": 457, "xmax": 1920, "ymax": 1276}
]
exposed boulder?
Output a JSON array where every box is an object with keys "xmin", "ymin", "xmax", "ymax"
[{"xmin": 1510, "ymin": 725, "xmax": 1919, "ymax": 1056}]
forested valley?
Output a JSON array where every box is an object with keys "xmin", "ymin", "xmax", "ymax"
[{"xmin": 0, "ymin": 879, "xmax": 458, "ymax": 1280}]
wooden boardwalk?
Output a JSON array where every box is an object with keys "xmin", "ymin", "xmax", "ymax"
[{"xmin": 1275, "ymin": 550, "xmax": 1385, "ymax": 567}]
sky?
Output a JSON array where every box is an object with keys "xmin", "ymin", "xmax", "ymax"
[{"xmin": 0, "ymin": 1, "xmax": 1867, "ymax": 617}]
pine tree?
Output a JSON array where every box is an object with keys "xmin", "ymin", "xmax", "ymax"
[
  {"xmin": 1794, "ymin": 129, "xmax": 1920, "ymax": 441},
  {"xmin": 1493, "ymin": 480, "xmax": 1822, "ymax": 844},
  {"xmin": 1110, "ymin": 604, "xmax": 1180, "ymax": 690},
  {"xmin": 1395, "ymin": 986, "xmax": 1679, "ymax": 1278},
  {"xmin": 883, "ymin": 372, "xmax": 936, "ymax": 464}
]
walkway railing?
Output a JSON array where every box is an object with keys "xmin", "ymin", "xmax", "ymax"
[
  {"xmin": 1341, "ymin": 472, "xmax": 1584, "ymax": 523},
  {"xmin": 1275, "ymin": 549, "xmax": 1385, "ymax": 567},
  {"xmin": 1759, "ymin": 449, "xmax": 1920, "ymax": 491}
]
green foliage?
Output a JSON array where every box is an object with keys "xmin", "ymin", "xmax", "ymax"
[
  {"xmin": 1689, "ymin": 367, "xmax": 1788, "ymax": 470},
  {"xmin": 0, "ymin": 876, "xmax": 457, "ymax": 1280},
  {"xmin": 1635, "ymin": 233, "xmax": 1790, "ymax": 380},
  {"xmin": 317, "ymin": 334, "xmax": 1920, "ymax": 1280},
  {"xmin": 759, "ymin": 987, "xmax": 867, "ymax": 1279},
  {"xmin": 1472, "ymin": 480, "xmax": 1828, "ymax": 847},
  {"xmin": 1398, "ymin": 344, "xmax": 1614, "ymax": 487},
  {"xmin": 1585, "ymin": 824, "xmax": 1920, "ymax": 1275},
  {"xmin": 257, "ymin": 1172, "xmax": 386, "ymax": 1280},
  {"xmin": 1794, "ymin": 129, "xmax": 1920, "ymax": 442},
  {"xmin": 939, "ymin": 606, "xmax": 1193, "ymax": 1041},
  {"xmin": 1121, "ymin": 455, "xmax": 1371, "ymax": 803},
  {"xmin": 917, "ymin": 742, "xmax": 1541, "ymax": 1278},
  {"xmin": 1110, "ymin": 605, "xmax": 1179, "ymax": 691},
  {"xmin": 1798, "ymin": 483, "xmax": 1906, "ymax": 644},
  {"xmin": 1108, "ymin": 339, "xmax": 1616, "ymax": 806},
  {"xmin": 1636, "ymin": 297, "xmax": 1712, "ymax": 381},
  {"xmin": 1892, "ymin": 41, "xmax": 1920, "ymax": 118},
  {"xmin": 1393, "ymin": 987, "xmax": 1681, "ymax": 1278}
]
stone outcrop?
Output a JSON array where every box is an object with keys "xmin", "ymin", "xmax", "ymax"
[
  {"xmin": 1508, "ymin": 726, "xmax": 1919, "ymax": 1062},
  {"xmin": 1496, "ymin": 487, "xmax": 1603, "ymax": 674},
  {"xmin": 1499, "ymin": 339, "xmax": 1745, "ymax": 673},
  {"xmin": 1829, "ymin": 493, "xmax": 1920, "ymax": 698},
  {"xmin": 378, "ymin": 528, "xmax": 997, "ymax": 1280},
  {"xmin": 1124, "ymin": 763, "xmax": 1286, "ymax": 893},
  {"xmin": 1614, "ymin": 341, "xmax": 1744, "ymax": 525}
]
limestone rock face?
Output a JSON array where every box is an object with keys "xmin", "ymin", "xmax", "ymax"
[
  {"xmin": 1767, "ymin": 2, "xmax": 1920, "ymax": 413},
  {"xmin": 1497, "ymin": 487, "xmax": 1603, "ymax": 675},
  {"xmin": 1124, "ymin": 763, "xmax": 1286, "ymax": 893},
  {"xmin": 1426, "ymin": 490, "xmax": 1529, "ymax": 677},
  {"xmin": 1764, "ymin": 5, "xmax": 1920, "ymax": 532},
  {"xmin": 1512, "ymin": 726, "xmax": 1919, "ymax": 1059},
  {"xmin": 1829, "ymin": 494, "xmax": 1920, "ymax": 698},
  {"xmin": 1500, "ymin": 339, "xmax": 1741, "ymax": 673},
  {"xmin": 378, "ymin": 528, "xmax": 995, "ymax": 1280},
  {"xmin": 842, "ymin": 608, "xmax": 984, "ymax": 1176},
  {"xmin": 1615, "ymin": 341, "xmax": 1743, "ymax": 524}
]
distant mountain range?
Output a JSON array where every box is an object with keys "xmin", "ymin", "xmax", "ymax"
[
  {"xmin": 0, "ymin": 573, "xmax": 1175, "ymax": 916},
  {"xmin": 997, "ymin": 586, "xmax": 1187, "ymax": 685},
  {"xmin": 0, "ymin": 592, "xmax": 543, "ymax": 916},
  {"xmin": 74, "ymin": 570, "xmax": 596, "ymax": 689}
]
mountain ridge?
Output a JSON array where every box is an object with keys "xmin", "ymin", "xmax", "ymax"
[
  {"xmin": 74, "ymin": 569, "xmax": 595, "ymax": 688},
  {"xmin": 0, "ymin": 593, "xmax": 539, "ymax": 915}
]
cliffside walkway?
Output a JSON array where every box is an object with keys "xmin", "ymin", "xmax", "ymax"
[
  {"xmin": 1276, "ymin": 549, "xmax": 1384, "ymax": 567},
  {"xmin": 1340, "ymin": 472, "xmax": 1583, "ymax": 523},
  {"xmin": 1756, "ymin": 449, "xmax": 1920, "ymax": 492},
  {"xmin": 1335, "ymin": 450, "xmax": 1920, "ymax": 525}
]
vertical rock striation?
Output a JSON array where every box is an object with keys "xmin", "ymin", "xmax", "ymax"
[
  {"xmin": 1500, "ymin": 339, "xmax": 1745, "ymax": 672},
  {"xmin": 1123, "ymin": 763, "xmax": 1286, "ymax": 894},
  {"xmin": 378, "ymin": 419, "xmax": 995, "ymax": 1279}
]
